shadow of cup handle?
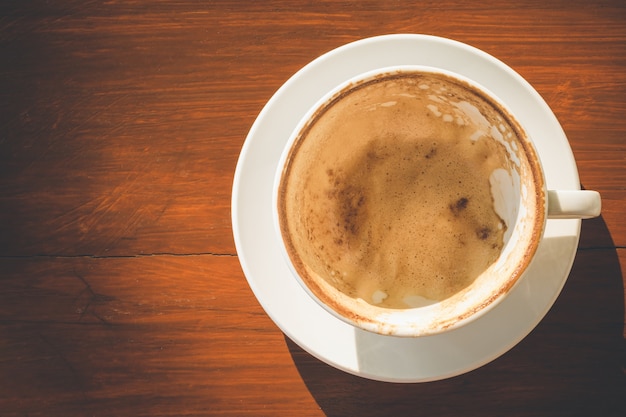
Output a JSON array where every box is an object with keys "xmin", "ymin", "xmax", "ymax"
[{"xmin": 547, "ymin": 190, "xmax": 601, "ymax": 219}]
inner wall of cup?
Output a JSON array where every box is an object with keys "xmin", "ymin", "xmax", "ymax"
[
  {"xmin": 276, "ymin": 67, "xmax": 544, "ymax": 335},
  {"xmin": 420, "ymin": 81, "xmax": 545, "ymax": 334}
]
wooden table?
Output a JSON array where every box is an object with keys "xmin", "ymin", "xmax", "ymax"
[{"xmin": 1, "ymin": 1, "xmax": 624, "ymax": 415}]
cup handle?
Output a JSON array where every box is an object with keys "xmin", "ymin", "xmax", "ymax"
[{"xmin": 547, "ymin": 190, "xmax": 601, "ymax": 219}]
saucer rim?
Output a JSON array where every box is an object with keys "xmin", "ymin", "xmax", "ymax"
[{"xmin": 232, "ymin": 34, "xmax": 581, "ymax": 382}]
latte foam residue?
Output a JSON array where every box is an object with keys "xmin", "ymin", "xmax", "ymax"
[{"xmin": 279, "ymin": 73, "xmax": 514, "ymax": 309}]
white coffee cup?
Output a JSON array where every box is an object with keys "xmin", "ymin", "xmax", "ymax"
[{"xmin": 273, "ymin": 65, "xmax": 600, "ymax": 337}]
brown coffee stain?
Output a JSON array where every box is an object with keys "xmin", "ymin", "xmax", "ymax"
[{"xmin": 279, "ymin": 72, "xmax": 513, "ymax": 309}]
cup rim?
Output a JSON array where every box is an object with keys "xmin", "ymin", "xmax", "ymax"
[{"xmin": 273, "ymin": 65, "xmax": 548, "ymax": 337}]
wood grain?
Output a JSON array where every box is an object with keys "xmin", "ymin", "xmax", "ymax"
[
  {"xmin": 0, "ymin": 250, "xmax": 623, "ymax": 416},
  {"xmin": 0, "ymin": 0, "xmax": 624, "ymax": 415}
]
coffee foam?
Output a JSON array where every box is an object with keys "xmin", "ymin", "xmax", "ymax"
[{"xmin": 278, "ymin": 72, "xmax": 524, "ymax": 312}]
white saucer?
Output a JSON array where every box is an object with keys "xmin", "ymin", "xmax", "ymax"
[{"xmin": 232, "ymin": 34, "xmax": 582, "ymax": 383}]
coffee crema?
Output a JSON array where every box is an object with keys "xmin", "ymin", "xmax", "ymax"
[{"xmin": 277, "ymin": 72, "xmax": 519, "ymax": 310}]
